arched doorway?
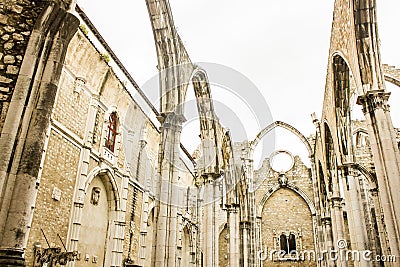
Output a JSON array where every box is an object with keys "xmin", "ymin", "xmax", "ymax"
[{"xmin": 77, "ymin": 175, "xmax": 109, "ymax": 266}]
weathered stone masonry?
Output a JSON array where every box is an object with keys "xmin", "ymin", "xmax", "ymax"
[{"xmin": 0, "ymin": 0, "xmax": 400, "ymax": 267}]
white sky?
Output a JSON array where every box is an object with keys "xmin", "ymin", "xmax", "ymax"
[{"xmin": 77, "ymin": 0, "xmax": 400, "ymax": 166}]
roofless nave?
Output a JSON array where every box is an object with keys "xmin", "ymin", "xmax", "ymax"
[{"xmin": 0, "ymin": 0, "xmax": 400, "ymax": 266}]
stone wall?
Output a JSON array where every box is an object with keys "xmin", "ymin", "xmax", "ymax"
[
  {"xmin": 261, "ymin": 188, "xmax": 316, "ymax": 267},
  {"xmin": 22, "ymin": 19, "xmax": 196, "ymax": 266},
  {"xmin": 25, "ymin": 130, "xmax": 80, "ymax": 264},
  {"xmin": 254, "ymin": 154, "xmax": 316, "ymax": 266},
  {"xmin": 0, "ymin": 0, "xmax": 44, "ymax": 132}
]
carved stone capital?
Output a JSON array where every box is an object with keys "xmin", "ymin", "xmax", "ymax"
[
  {"xmin": 240, "ymin": 221, "xmax": 251, "ymax": 230},
  {"xmin": 330, "ymin": 196, "xmax": 343, "ymax": 208},
  {"xmin": 357, "ymin": 90, "xmax": 391, "ymax": 114},
  {"xmin": 321, "ymin": 216, "xmax": 332, "ymax": 225},
  {"xmin": 226, "ymin": 205, "xmax": 239, "ymax": 214}
]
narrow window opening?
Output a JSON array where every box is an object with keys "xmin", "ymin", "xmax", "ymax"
[{"xmin": 106, "ymin": 112, "xmax": 118, "ymax": 152}]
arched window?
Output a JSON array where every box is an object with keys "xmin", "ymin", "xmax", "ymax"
[
  {"xmin": 279, "ymin": 233, "xmax": 297, "ymax": 257},
  {"xmin": 106, "ymin": 112, "xmax": 118, "ymax": 152},
  {"xmin": 288, "ymin": 233, "xmax": 296, "ymax": 253},
  {"xmin": 280, "ymin": 234, "xmax": 288, "ymax": 255}
]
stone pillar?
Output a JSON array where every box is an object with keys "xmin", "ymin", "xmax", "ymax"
[
  {"xmin": 228, "ymin": 205, "xmax": 240, "ymax": 267},
  {"xmin": 327, "ymin": 167, "xmax": 348, "ymax": 267},
  {"xmin": 241, "ymin": 221, "xmax": 250, "ymax": 267},
  {"xmin": 202, "ymin": 176, "xmax": 219, "ymax": 267},
  {"xmin": 196, "ymin": 194, "xmax": 203, "ymax": 267},
  {"xmin": 0, "ymin": 6, "xmax": 79, "ymax": 266},
  {"xmin": 357, "ymin": 90, "xmax": 400, "ymax": 258},
  {"xmin": 341, "ymin": 166, "xmax": 370, "ymax": 267},
  {"xmin": 330, "ymin": 194, "xmax": 348, "ymax": 267},
  {"xmin": 321, "ymin": 216, "xmax": 335, "ymax": 267},
  {"xmin": 155, "ymin": 113, "xmax": 184, "ymax": 267},
  {"xmin": 138, "ymin": 192, "xmax": 150, "ymax": 266},
  {"xmin": 370, "ymin": 189, "xmax": 394, "ymax": 267},
  {"xmin": 0, "ymin": 2, "xmax": 76, "ymax": 234}
]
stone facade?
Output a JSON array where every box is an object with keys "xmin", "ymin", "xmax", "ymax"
[
  {"xmin": 254, "ymin": 156, "xmax": 316, "ymax": 266},
  {"xmin": 0, "ymin": 0, "xmax": 400, "ymax": 267}
]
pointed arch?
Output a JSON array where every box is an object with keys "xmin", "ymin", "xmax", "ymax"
[
  {"xmin": 250, "ymin": 121, "xmax": 313, "ymax": 157},
  {"xmin": 187, "ymin": 67, "xmax": 225, "ymax": 177},
  {"xmin": 85, "ymin": 166, "xmax": 121, "ymax": 211},
  {"xmin": 257, "ymin": 182, "xmax": 316, "ymax": 218},
  {"xmin": 353, "ymin": 163, "xmax": 377, "ymax": 190}
]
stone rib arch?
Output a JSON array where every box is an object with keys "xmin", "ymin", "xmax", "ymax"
[
  {"xmin": 257, "ymin": 183, "xmax": 317, "ymax": 218},
  {"xmin": 331, "ymin": 50, "xmax": 361, "ymax": 94},
  {"xmin": 250, "ymin": 121, "xmax": 313, "ymax": 157},
  {"xmin": 181, "ymin": 66, "xmax": 225, "ymax": 177},
  {"xmin": 384, "ymin": 75, "xmax": 400, "ymax": 87},
  {"xmin": 383, "ymin": 64, "xmax": 400, "ymax": 87},
  {"xmin": 321, "ymin": 119, "xmax": 341, "ymax": 159},
  {"xmin": 145, "ymin": 0, "xmax": 192, "ymax": 114},
  {"xmin": 145, "ymin": 0, "xmax": 226, "ymax": 176},
  {"xmin": 354, "ymin": 163, "xmax": 378, "ymax": 189}
]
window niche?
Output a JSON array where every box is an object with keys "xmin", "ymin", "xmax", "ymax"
[
  {"xmin": 105, "ymin": 112, "xmax": 118, "ymax": 152},
  {"xmin": 273, "ymin": 229, "xmax": 302, "ymax": 261}
]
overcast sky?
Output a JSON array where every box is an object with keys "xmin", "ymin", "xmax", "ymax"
[{"xmin": 77, "ymin": 0, "xmax": 400, "ymax": 166}]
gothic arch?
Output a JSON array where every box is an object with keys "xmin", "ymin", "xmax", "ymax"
[
  {"xmin": 354, "ymin": 163, "xmax": 377, "ymax": 190},
  {"xmin": 257, "ymin": 182, "xmax": 316, "ymax": 218},
  {"xmin": 185, "ymin": 67, "xmax": 225, "ymax": 176},
  {"xmin": 85, "ymin": 166, "xmax": 121, "ymax": 211},
  {"xmin": 250, "ymin": 121, "xmax": 313, "ymax": 157},
  {"xmin": 383, "ymin": 64, "xmax": 400, "ymax": 88},
  {"xmin": 384, "ymin": 75, "xmax": 400, "ymax": 88}
]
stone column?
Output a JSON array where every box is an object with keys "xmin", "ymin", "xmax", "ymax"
[
  {"xmin": 357, "ymin": 90, "xmax": 400, "ymax": 258},
  {"xmin": 228, "ymin": 205, "xmax": 240, "ymax": 267},
  {"xmin": 138, "ymin": 192, "xmax": 150, "ymax": 266},
  {"xmin": 202, "ymin": 176, "xmax": 219, "ymax": 267},
  {"xmin": 241, "ymin": 221, "xmax": 250, "ymax": 267},
  {"xmin": 0, "ymin": 7, "xmax": 79, "ymax": 266},
  {"xmin": 329, "ymin": 168, "xmax": 348, "ymax": 267},
  {"xmin": 321, "ymin": 216, "xmax": 335, "ymax": 267},
  {"xmin": 341, "ymin": 166, "xmax": 370, "ymax": 267},
  {"xmin": 155, "ymin": 113, "xmax": 184, "ymax": 267},
  {"xmin": 330, "ymin": 195, "xmax": 348, "ymax": 267},
  {"xmin": 370, "ymin": 189, "xmax": 394, "ymax": 267}
]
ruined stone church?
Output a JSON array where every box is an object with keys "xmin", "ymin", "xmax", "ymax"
[{"xmin": 0, "ymin": 0, "xmax": 399, "ymax": 266}]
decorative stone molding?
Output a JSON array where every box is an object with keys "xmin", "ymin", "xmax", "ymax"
[{"xmin": 357, "ymin": 90, "xmax": 391, "ymax": 114}]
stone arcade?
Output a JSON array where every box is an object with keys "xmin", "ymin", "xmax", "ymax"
[{"xmin": 0, "ymin": 0, "xmax": 400, "ymax": 266}]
